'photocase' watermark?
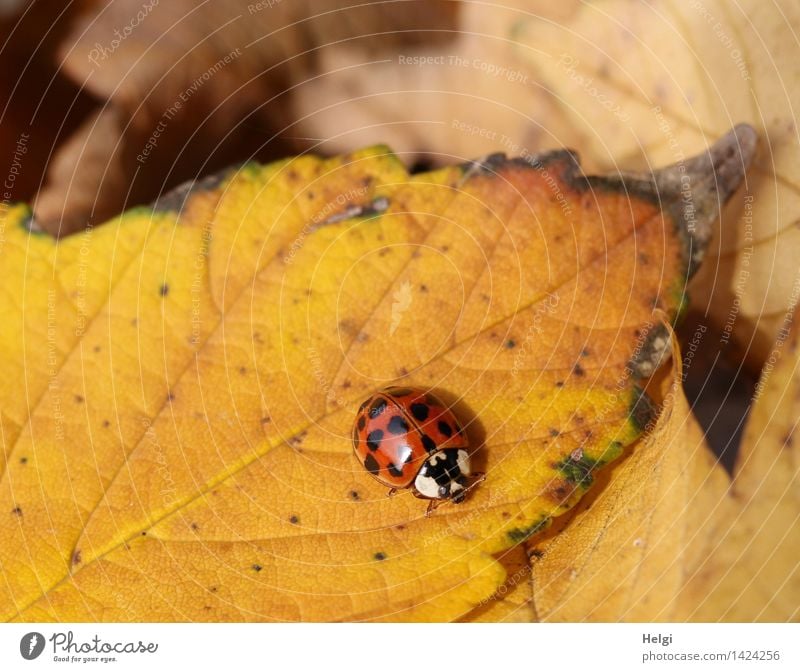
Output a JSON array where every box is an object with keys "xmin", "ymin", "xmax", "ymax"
[
  {"xmin": 87, "ymin": 0, "xmax": 159, "ymax": 67},
  {"xmin": 557, "ymin": 55, "xmax": 631, "ymax": 123}
]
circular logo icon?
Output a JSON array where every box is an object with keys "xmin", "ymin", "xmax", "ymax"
[{"xmin": 20, "ymin": 632, "xmax": 45, "ymax": 660}]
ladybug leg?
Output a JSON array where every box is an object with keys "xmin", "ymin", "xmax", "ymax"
[
  {"xmin": 387, "ymin": 487, "xmax": 399, "ymax": 498},
  {"xmin": 459, "ymin": 473, "xmax": 486, "ymax": 499},
  {"xmin": 425, "ymin": 499, "xmax": 444, "ymax": 516}
]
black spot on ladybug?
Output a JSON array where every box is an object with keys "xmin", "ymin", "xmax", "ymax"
[
  {"xmin": 387, "ymin": 463, "xmax": 404, "ymax": 477},
  {"xmin": 505, "ymin": 339, "xmax": 516, "ymax": 349},
  {"xmin": 420, "ymin": 434, "xmax": 437, "ymax": 453},
  {"xmin": 364, "ymin": 454, "xmax": 380, "ymax": 475},
  {"xmin": 437, "ymin": 421, "xmax": 452, "ymax": 438},
  {"xmin": 366, "ymin": 429, "xmax": 384, "ymax": 451},
  {"xmin": 11, "ymin": 506, "xmax": 22, "ymax": 516},
  {"xmin": 252, "ymin": 564, "xmax": 263, "ymax": 572},
  {"xmin": 374, "ymin": 552, "xmax": 387, "ymax": 561},
  {"xmin": 387, "ymin": 416, "xmax": 409, "ymax": 435},
  {"xmin": 387, "ymin": 387, "xmax": 413, "ymax": 397},
  {"xmin": 289, "ymin": 515, "xmax": 299, "ymax": 525},
  {"xmin": 358, "ymin": 399, "xmax": 370, "ymax": 412},
  {"xmin": 349, "ymin": 490, "xmax": 360, "ymax": 501},
  {"xmin": 159, "ymin": 283, "xmax": 169, "ymax": 297},
  {"xmin": 410, "ymin": 403, "xmax": 429, "ymax": 421},
  {"xmin": 369, "ymin": 398, "xmax": 387, "ymax": 418},
  {"xmin": 357, "ymin": 415, "xmax": 366, "ymax": 430}
]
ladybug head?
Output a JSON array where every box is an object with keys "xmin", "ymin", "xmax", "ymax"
[{"xmin": 415, "ymin": 448, "xmax": 472, "ymax": 502}]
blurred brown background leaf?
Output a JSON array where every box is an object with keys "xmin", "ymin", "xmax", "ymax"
[{"xmin": 1, "ymin": 0, "xmax": 459, "ymax": 234}]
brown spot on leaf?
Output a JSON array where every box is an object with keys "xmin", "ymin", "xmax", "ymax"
[{"xmin": 546, "ymin": 479, "xmax": 574, "ymax": 505}]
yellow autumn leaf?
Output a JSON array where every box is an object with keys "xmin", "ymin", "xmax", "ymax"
[
  {"xmin": 0, "ymin": 129, "xmax": 752, "ymax": 622},
  {"xmin": 523, "ymin": 322, "xmax": 734, "ymax": 621},
  {"xmin": 465, "ymin": 312, "xmax": 800, "ymax": 622},
  {"xmin": 460, "ymin": 546, "xmax": 536, "ymax": 622},
  {"xmin": 514, "ymin": 0, "xmax": 799, "ymax": 367},
  {"xmin": 677, "ymin": 305, "xmax": 800, "ymax": 621}
]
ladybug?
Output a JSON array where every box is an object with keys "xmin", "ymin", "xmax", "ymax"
[{"xmin": 352, "ymin": 387, "xmax": 482, "ymax": 513}]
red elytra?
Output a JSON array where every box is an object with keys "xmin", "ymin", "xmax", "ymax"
[{"xmin": 352, "ymin": 386, "xmax": 468, "ymax": 490}]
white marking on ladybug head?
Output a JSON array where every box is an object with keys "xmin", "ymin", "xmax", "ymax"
[
  {"xmin": 414, "ymin": 471, "xmax": 441, "ymax": 499},
  {"xmin": 456, "ymin": 449, "xmax": 471, "ymax": 476}
]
